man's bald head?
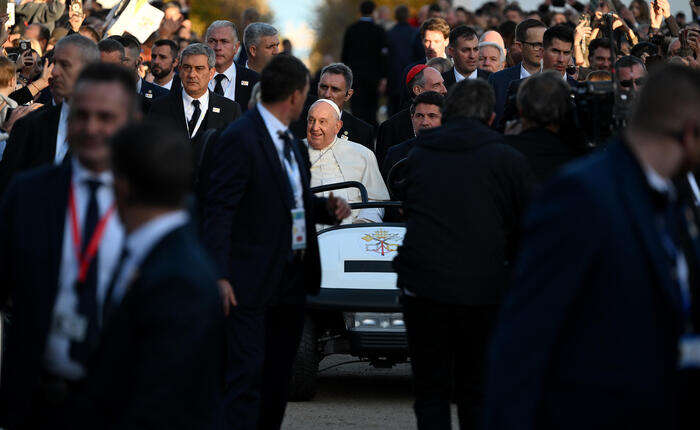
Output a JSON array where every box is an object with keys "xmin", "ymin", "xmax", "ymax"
[
  {"xmin": 480, "ymin": 30, "xmax": 505, "ymax": 50},
  {"xmin": 307, "ymin": 100, "xmax": 343, "ymax": 150}
]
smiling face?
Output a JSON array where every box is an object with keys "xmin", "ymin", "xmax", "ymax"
[
  {"xmin": 307, "ymin": 102, "xmax": 342, "ymax": 150},
  {"xmin": 179, "ymin": 54, "xmax": 215, "ymax": 98}
]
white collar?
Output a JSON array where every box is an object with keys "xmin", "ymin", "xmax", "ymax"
[
  {"xmin": 182, "ymin": 88, "xmax": 209, "ymax": 106},
  {"xmin": 257, "ymin": 101, "xmax": 288, "ymax": 137},
  {"xmin": 125, "ymin": 210, "xmax": 189, "ymax": 267},
  {"xmin": 136, "ymin": 78, "xmax": 142, "ymax": 94},
  {"xmin": 643, "ymin": 164, "xmax": 674, "ymax": 196},
  {"xmin": 219, "ymin": 61, "xmax": 237, "ymax": 81},
  {"xmin": 520, "ymin": 62, "xmax": 542, "ymax": 79},
  {"xmin": 454, "ymin": 68, "xmax": 478, "ymax": 81},
  {"xmin": 71, "ymin": 156, "xmax": 114, "ymax": 187},
  {"xmin": 60, "ymin": 101, "xmax": 70, "ymax": 117}
]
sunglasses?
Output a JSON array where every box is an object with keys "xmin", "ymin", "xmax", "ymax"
[{"xmin": 619, "ymin": 77, "xmax": 646, "ymax": 88}]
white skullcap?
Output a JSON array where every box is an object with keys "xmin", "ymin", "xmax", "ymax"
[{"xmin": 310, "ymin": 98, "xmax": 341, "ymax": 120}]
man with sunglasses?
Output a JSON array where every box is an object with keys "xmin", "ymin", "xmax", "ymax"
[{"xmin": 616, "ymin": 55, "xmax": 647, "ymax": 93}]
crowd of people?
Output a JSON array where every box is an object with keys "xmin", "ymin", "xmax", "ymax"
[{"xmin": 0, "ymin": 0, "xmax": 698, "ymax": 429}]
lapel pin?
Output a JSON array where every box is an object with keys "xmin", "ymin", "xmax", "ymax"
[
  {"xmin": 241, "ymin": 80, "xmax": 249, "ymax": 86},
  {"xmin": 343, "ymin": 130, "xmax": 349, "ymax": 136},
  {"xmin": 145, "ymin": 92, "xmax": 153, "ymax": 99},
  {"xmin": 212, "ymin": 107, "xmax": 221, "ymax": 113}
]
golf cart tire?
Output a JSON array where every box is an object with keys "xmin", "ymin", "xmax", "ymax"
[{"xmin": 289, "ymin": 316, "xmax": 319, "ymax": 401}]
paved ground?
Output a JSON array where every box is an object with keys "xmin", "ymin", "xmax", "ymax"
[{"xmin": 283, "ymin": 355, "xmax": 458, "ymax": 430}]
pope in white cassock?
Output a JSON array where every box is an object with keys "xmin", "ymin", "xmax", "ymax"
[{"xmin": 304, "ymin": 99, "xmax": 389, "ymax": 227}]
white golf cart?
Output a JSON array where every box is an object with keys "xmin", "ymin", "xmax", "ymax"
[{"xmin": 289, "ymin": 181, "xmax": 407, "ymax": 401}]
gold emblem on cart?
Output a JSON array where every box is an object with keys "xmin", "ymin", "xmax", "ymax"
[{"xmin": 361, "ymin": 229, "xmax": 401, "ymax": 256}]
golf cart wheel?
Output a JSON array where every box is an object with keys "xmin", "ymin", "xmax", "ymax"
[{"xmin": 289, "ymin": 315, "xmax": 319, "ymax": 401}]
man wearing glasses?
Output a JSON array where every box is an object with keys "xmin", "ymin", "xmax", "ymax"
[
  {"xmin": 616, "ymin": 55, "xmax": 647, "ymax": 93},
  {"xmin": 488, "ymin": 19, "xmax": 546, "ymax": 127}
]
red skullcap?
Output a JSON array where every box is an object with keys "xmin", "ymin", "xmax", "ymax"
[{"xmin": 406, "ymin": 64, "xmax": 429, "ymax": 87}]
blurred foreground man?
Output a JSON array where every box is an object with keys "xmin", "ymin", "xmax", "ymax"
[
  {"xmin": 484, "ymin": 65, "xmax": 700, "ymax": 430},
  {"xmin": 0, "ymin": 63, "xmax": 135, "ymax": 430},
  {"xmin": 394, "ymin": 79, "xmax": 533, "ymax": 430},
  {"xmin": 305, "ymin": 99, "xmax": 388, "ymax": 225},
  {"xmin": 67, "ymin": 124, "xmax": 225, "ymax": 430},
  {"xmin": 202, "ymin": 55, "xmax": 350, "ymax": 430}
]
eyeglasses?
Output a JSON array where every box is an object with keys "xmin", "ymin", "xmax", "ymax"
[
  {"xmin": 619, "ymin": 77, "xmax": 646, "ymax": 88},
  {"xmin": 521, "ymin": 41, "xmax": 544, "ymax": 50}
]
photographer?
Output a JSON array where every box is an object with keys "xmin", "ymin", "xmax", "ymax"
[{"xmin": 506, "ymin": 71, "xmax": 587, "ymax": 185}]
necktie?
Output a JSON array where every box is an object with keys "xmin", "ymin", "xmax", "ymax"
[
  {"xmin": 277, "ymin": 129, "xmax": 295, "ymax": 164},
  {"xmin": 213, "ymin": 74, "xmax": 226, "ymax": 96},
  {"xmin": 69, "ymin": 179, "xmax": 102, "ymax": 365},
  {"xmin": 102, "ymin": 246, "xmax": 130, "ymax": 326},
  {"xmin": 188, "ymin": 99, "xmax": 201, "ymax": 138}
]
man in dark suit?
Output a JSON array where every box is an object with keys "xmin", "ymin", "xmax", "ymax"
[
  {"xmin": 0, "ymin": 63, "xmax": 137, "ymax": 430},
  {"xmin": 341, "ymin": 0, "xmax": 387, "ymax": 126},
  {"xmin": 0, "ymin": 34, "xmax": 99, "ymax": 196},
  {"xmin": 66, "ymin": 123, "xmax": 226, "ymax": 430},
  {"xmin": 205, "ymin": 20, "xmax": 260, "ymax": 112},
  {"xmin": 500, "ymin": 25, "xmax": 577, "ymax": 130},
  {"xmin": 316, "ymin": 63, "xmax": 374, "ymax": 150},
  {"xmin": 381, "ymin": 91, "xmax": 443, "ymax": 183},
  {"xmin": 441, "ymin": 25, "xmax": 492, "ymax": 91},
  {"xmin": 386, "ymin": 5, "xmax": 418, "ymax": 116},
  {"xmin": 376, "ymin": 64, "xmax": 446, "ymax": 166},
  {"xmin": 109, "ymin": 34, "xmax": 169, "ymax": 113},
  {"xmin": 147, "ymin": 43, "xmax": 241, "ymax": 211},
  {"xmin": 394, "ymin": 79, "xmax": 533, "ymax": 430},
  {"xmin": 202, "ymin": 55, "xmax": 351, "ymax": 430},
  {"xmin": 484, "ymin": 64, "xmax": 700, "ymax": 430},
  {"xmin": 487, "ymin": 19, "xmax": 546, "ymax": 127},
  {"xmin": 399, "ymin": 17, "xmax": 450, "ymax": 110},
  {"xmin": 505, "ymin": 71, "xmax": 589, "ymax": 185}
]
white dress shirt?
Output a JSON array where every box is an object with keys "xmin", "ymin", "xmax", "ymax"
[
  {"xmin": 208, "ymin": 62, "xmax": 237, "ymax": 102},
  {"xmin": 54, "ymin": 102, "xmax": 70, "ymax": 164},
  {"xmin": 454, "ymin": 68, "xmax": 478, "ymax": 82},
  {"xmin": 182, "ymin": 89, "xmax": 210, "ymax": 138},
  {"xmin": 44, "ymin": 158, "xmax": 125, "ymax": 380},
  {"xmin": 156, "ymin": 76, "xmax": 174, "ymax": 90},
  {"xmin": 108, "ymin": 210, "xmax": 189, "ymax": 306},
  {"xmin": 136, "ymin": 78, "xmax": 142, "ymax": 94},
  {"xmin": 257, "ymin": 102, "xmax": 304, "ymax": 209},
  {"xmin": 520, "ymin": 63, "xmax": 543, "ymax": 79}
]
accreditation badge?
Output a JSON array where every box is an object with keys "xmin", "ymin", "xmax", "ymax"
[
  {"xmin": 291, "ymin": 208, "xmax": 306, "ymax": 250},
  {"xmin": 52, "ymin": 311, "xmax": 88, "ymax": 342},
  {"xmin": 679, "ymin": 334, "xmax": 700, "ymax": 369}
]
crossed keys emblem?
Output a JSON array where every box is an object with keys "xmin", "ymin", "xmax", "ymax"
[{"xmin": 361, "ymin": 229, "xmax": 402, "ymax": 256}]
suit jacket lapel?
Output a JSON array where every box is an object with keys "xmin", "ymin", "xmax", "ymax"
[
  {"xmin": 170, "ymin": 91, "xmax": 189, "ymax": 138},
  {"xmin": 614, "ymin": 142, "xmax": 684, "ymax": 324},
  {"xmin": 49, "ymin": 162, "xmax": 72, "ymax": 298},
  {"xmin": 252, "ymin": 108, "xmax": 294, "ymax": 210},
  {"xmin": 40, "ymin": 104, "xmax": 62, "ymax": 162}
]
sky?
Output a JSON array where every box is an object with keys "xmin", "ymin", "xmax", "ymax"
[{"xmin": 269, "ymin": 0, "xmax": 694, "ymax": 63}]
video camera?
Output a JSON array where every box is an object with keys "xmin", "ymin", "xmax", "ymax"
[{"xmin": 568, "ymin": 80, "xmax": 634, "ymax": 148}]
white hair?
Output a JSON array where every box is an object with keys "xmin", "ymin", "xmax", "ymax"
[
  {"xmin": 478, "ymin": 41, "xmax": 506, "ymax": 64},
  {"xmin": 205, "ymin": 20, "xmax": 239, "ymax": 43},
  {"xmin": 309, "ymin": 98, "xmax": 341, "ymax": 120}
]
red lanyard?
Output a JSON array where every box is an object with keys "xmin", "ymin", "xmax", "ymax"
[{"xmin": 68, "ymin": 182, "xmax": 115, "ymax": 284}]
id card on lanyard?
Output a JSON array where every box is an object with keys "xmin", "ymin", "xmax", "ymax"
[{"xmin": 291, "ymin": 208, "xmax": 306, "ymax": 250}]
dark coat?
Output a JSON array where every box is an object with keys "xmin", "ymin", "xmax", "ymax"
[
  {"xmin": 500, "ymin": 74, "xmax": 578, "ymax": 130},
  {"xmin": 441, "ymin": 67, "xmax": 492, "ymax": 91},
  {"xmin": 381, "ymin": 136, "xmax": 416, "ymax": 182},
  {"xmin": 339, "ymin": 110, "xmax": 374, "ymax": 151},
  {"xmin": 139, "ymin": 78, "xmax": 169, "ymax": 114},
  {"xmin": 386, "ymin": 22, "xmax": 419, "ymax": 97},
  {"xmin": 505, "ymin": 127, "xmax": 588, "ymax": 184},
  {"xmin": 375, "ymin": 107, "xmax": 413, "ymax": 167},
  {"xmin": 67, "ymin": 226, "xmax": 226, "ymax": 430},
  {"xmin": 341, "ymin": 19, "xmax": 387, "ymax": 83},
  {"xmin": 0, "ymin": 163, "xmax": 72, "ymax": 429},
  {"xmin": 201, "ymin": 107, "xmax": 336, "ymax": 308},
  {"xmin": 483, "ymin": 140, "xmax": 700, "ymax": 430},
  {"xmin": 393, "ymin": 117, "xmax": 534, "ymax": 305},
  {"xmin": 487, "ymin": 63, "xmax": 521, "ymax": 128},
  {"xmin": 0, "ymin": 103, "xmax": 61, "ymax": 196}
]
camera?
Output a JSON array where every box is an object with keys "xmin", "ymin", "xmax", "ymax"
[
  {"xmin": 567, "ymin": 81, "xmax": 633, "ymax": 148},
  {"xmin": 19, "ymin": 40, "xmax": 31, "ymax": 53}
]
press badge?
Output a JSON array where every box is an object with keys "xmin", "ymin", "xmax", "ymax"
[
  {"xmin": 52, "ymin": 312, "xmax": 88, "ymax": 342},
  {"xmin": 291, "ymin": 208, "xmax": 306, "ymax": 250},
  {"xmin": 679, "ymin": 335, "xmax": 700, "ymax": 369}
]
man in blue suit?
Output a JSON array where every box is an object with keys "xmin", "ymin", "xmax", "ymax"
[
  {"xmin": 487, "ymin": 19, "xmax": 545, "ymax": 127},
  {"xmin": 483, "ymin": 64, "xmax": 700, "ymax": 430},
  {"xmin": 202, "ymin": 54, "xmax": 351, "ymax": 430}
]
